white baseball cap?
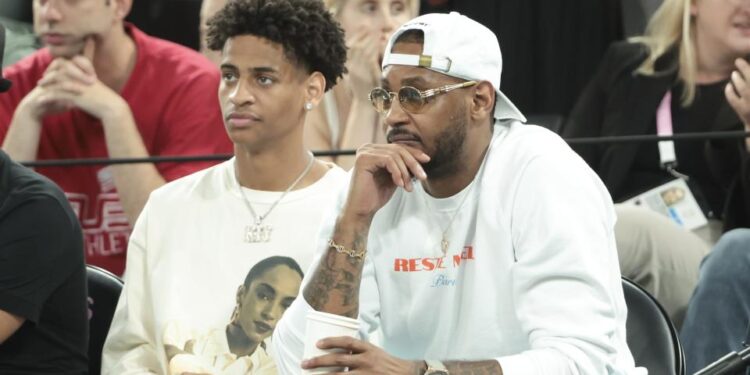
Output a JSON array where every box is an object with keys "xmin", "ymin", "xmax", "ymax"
[{"xmin": 382, "ymin": 12, "xmax": 525, "ymax": 122}]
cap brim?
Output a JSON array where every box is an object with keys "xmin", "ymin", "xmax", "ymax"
[{"xmin": 494, "ymin": 90, "xmax": 526, "ymax": 123}]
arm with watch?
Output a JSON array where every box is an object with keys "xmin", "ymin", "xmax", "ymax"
[{"xmin": 298, "ymin": 143, "xmax": 503, "ymax": 375}]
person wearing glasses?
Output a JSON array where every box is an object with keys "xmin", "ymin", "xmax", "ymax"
[
  {"xmin": 101, "ymin": 0, "xmax": 349, "ymax": 373},
  {"xmin": 564, "ymin": 0, "xmax": 750, "ymax": 328},
  {"xmin": 272, "ymin": 12, "xmax": 642, "ymax": 374}
]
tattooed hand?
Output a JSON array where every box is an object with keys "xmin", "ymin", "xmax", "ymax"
[
  {"xmin": 300, "ymin": 336, "xmax": 505, "ymax": 374},
  {"xmin": 302, "ymin": 144, "xmax": 429, "ymax": 318}
]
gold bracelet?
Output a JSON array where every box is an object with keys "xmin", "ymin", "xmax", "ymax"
[{"xmin": 328, "ymin": 239, "xmax": 367, "ymax": 260}]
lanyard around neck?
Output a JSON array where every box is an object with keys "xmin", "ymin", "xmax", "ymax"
[
  {"xmin": 656, "ymin": 91, "xmax": 677, "ymax": 167},
  {"xmin": 656, "ymin": 91, "xmax": 689, "ymax": 179}
]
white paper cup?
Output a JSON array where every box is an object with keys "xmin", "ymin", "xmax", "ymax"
[{"xmin": 303, "ymin": 310, "xmax": 361, "ymax": 374}]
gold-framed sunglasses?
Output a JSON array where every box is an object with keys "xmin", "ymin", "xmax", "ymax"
[{"xmin": 368, "ymin": 80, "xmax": 477, "ymax": 116}]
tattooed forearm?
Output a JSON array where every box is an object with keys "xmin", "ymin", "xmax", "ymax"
[
  {"xmin": 444, "ymin": 360, "xmax": 504, "ymax": 375},
  {"xmin": 303, "ymin": 216, "xmax": 371, "ymax": 318}
]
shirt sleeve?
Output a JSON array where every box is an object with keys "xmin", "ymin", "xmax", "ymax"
[
  {"xmin": 271, "ymin": 177, "xmax": 382, "ymax": 374},
  {"xmin": 101, "ymin": 200, "xmax": 160, "ymax": 374},
  {"xmin": 497, "ymin": 148, "xmax": 643, "ymax": 374},
  {"xmin": 0, "ymin": 198, "xmax": 80, "ymax": 323},
  {"xmin": 152, "ymin": 69, "xmax": 233, "ymax": 182}
]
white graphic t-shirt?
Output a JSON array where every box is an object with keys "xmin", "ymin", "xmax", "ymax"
[{"xmin": 102, "ymin": 159, "xmax": 348, "ymax": 374}]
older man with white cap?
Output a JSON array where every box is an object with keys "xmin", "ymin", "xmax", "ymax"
[{"xmin": 272, "ymin": 12, "xmax": 642, "ymax": 375}]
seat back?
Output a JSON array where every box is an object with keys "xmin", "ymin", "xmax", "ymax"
[
  {"xmin": 622, "ymin": 277, "xmax": 685, "ymax": 375},
  {"xmin": 86, "ymin": 265, "xmax": 123, "ymax": 375}
]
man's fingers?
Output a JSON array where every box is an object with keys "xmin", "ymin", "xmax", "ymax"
[
  {"xmin": 39, "ymin": 61, "xmax": 94, "ymax": 86},
  {"xmin": 300, "ymin": 336, "xmax": 372, "ymax": 369},
  {"xmin": 396, "ymin": 147, "xmax": 428, "ymax": 181},
  {"xmin": 46, "ymin": 59, "xmax": 64, "ymax": 73},
  {"xmin": 82, "ymin": 36, "xmax": 96, "ymax": 61},
  {"xmin": 386, "ymin": 149, "xmax": 414, "ymax": 191},
  {"xmin": 317, "ymin": 336, "xmax": 370, "ymax": 352},
  {"xmin": 383, "ymin": 157, "xmax": 406, "ymax": 189},
  {"xmin": 301, "ymin": 352, "xmax": 359, "ymax": 370},
  {"xmin": 61, "ymin": 61, "xmax": 95, "ymax": 84},
  {"xmin": 71, "ymin": 55, "xmax": 97, "ymax": 79}
]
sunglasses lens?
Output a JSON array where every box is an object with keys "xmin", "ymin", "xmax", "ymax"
[
  {"xmin": 398, "ymin": 87, "xmax": 424, "ymax": 113},
  {"xmin": 369, "ymin": 88, "xmax": 392, "ymax": 114}
]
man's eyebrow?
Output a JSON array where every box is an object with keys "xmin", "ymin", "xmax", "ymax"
[
  {"xmin": 250, "ymin": 66, "xmax": 279, "ymax": 74},
  {"xmin": 381, "ymin": 75, "xmax": 430, "ymax": 90},
  {"xmin": 218, "ymin": 65, "xmax": 279, "ymax": 74},
  {"xmin": 401, "ymin": 76, "xmax": 429, "ymax": 87}
]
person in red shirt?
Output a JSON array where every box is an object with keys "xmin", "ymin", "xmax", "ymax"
[{"xmin": 0, "ymin": 0, "xmax": 233, "ymax": 276}]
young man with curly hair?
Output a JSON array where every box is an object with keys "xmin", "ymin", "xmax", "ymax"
[{"xmin": 100, "ymin": 0, "xmax": 349, "ymax": 373}]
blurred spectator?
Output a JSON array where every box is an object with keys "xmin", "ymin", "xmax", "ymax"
[
  {"xmin": 199, "ymin": 0, "xmax": 228, "ymax": 65},
  {"xmin": 563, "ymin": 0, "xmax": 750, "ymax": 325},
  {"xmin": 0, "ymin": 25, "xmax": 88, "ymax": 371},
  {"xmin": 681, "ymin": 229, "xmax": 750, "ymax": 374},
  {"xmin": 0, "ymin": 0, "xmax": 233, "ymax": 276},
  {"xmin": 0, "ymin": 17, "xmax": 39, "ymax": 67},
  {"xmin": 304, "ymin": 0, "xmax": 416, "ymax": 169}
]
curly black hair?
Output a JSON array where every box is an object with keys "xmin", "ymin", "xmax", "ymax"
[{"xmin": 206, "ymin": 0, "xmax": 347, "ymax": 91}]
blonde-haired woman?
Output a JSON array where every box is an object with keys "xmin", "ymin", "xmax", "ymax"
[
  {"xmin": 564, "ymin": 0, "xmax": 750, "ymax": 327},
  {"xmin": 304, "ymin": 0, "xmax": 417, "ymax": 169}
]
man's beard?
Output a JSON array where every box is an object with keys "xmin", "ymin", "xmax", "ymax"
[{"xmin": 422, "ymin": 106, "xmax": 467, "ymax": 179}]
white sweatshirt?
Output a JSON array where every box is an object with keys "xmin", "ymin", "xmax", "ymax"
[
  {"xmin": 102, "ymin": 159, "xmax": 348, "ymax": 374},
  {"xmin": 273, "ymin": 123, "xmax": 646, "ymax": 374}
]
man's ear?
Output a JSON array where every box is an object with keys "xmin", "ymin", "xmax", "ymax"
[
  {"xmin": 470, "ymin": 81, "xmax": 496, "ymax": 124},
  {"xmin": 304, "ymin": 71, "xmax": 326, "ymax": 108}
]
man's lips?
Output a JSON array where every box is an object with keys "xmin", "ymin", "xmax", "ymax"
[
  {"xmin": 41, "ymin": 33, "xmax": 71, "ymax": 46},
  {"xmin": 387, "ymin": 131, "xmax": 422, "ymax": 144},
  {"xmin": 226, "ymin": 113, "xmax": 260, "ymax": 128}
]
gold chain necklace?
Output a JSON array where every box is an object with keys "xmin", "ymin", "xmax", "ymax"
[{"xmin": 235, "ymin": 153, "xmax": 314, "ymax": 243}]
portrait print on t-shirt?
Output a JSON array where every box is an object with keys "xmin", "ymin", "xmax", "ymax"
[{"xmin": 162, "ymin": 256, "xmax": 303, "ymax": 375}]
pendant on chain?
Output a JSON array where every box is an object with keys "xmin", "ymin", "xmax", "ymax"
[
  {"xmin": 245, "ymin": 222, "xmax": 272, "ymax": 243},
  {"xmin": 441, "ymin": 236, "xmax": 449, "ymax": 255}
]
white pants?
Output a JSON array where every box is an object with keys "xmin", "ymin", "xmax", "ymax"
[{"xmin": 614, "ymin": 205, "xmax": 711, "ymax": 328}]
